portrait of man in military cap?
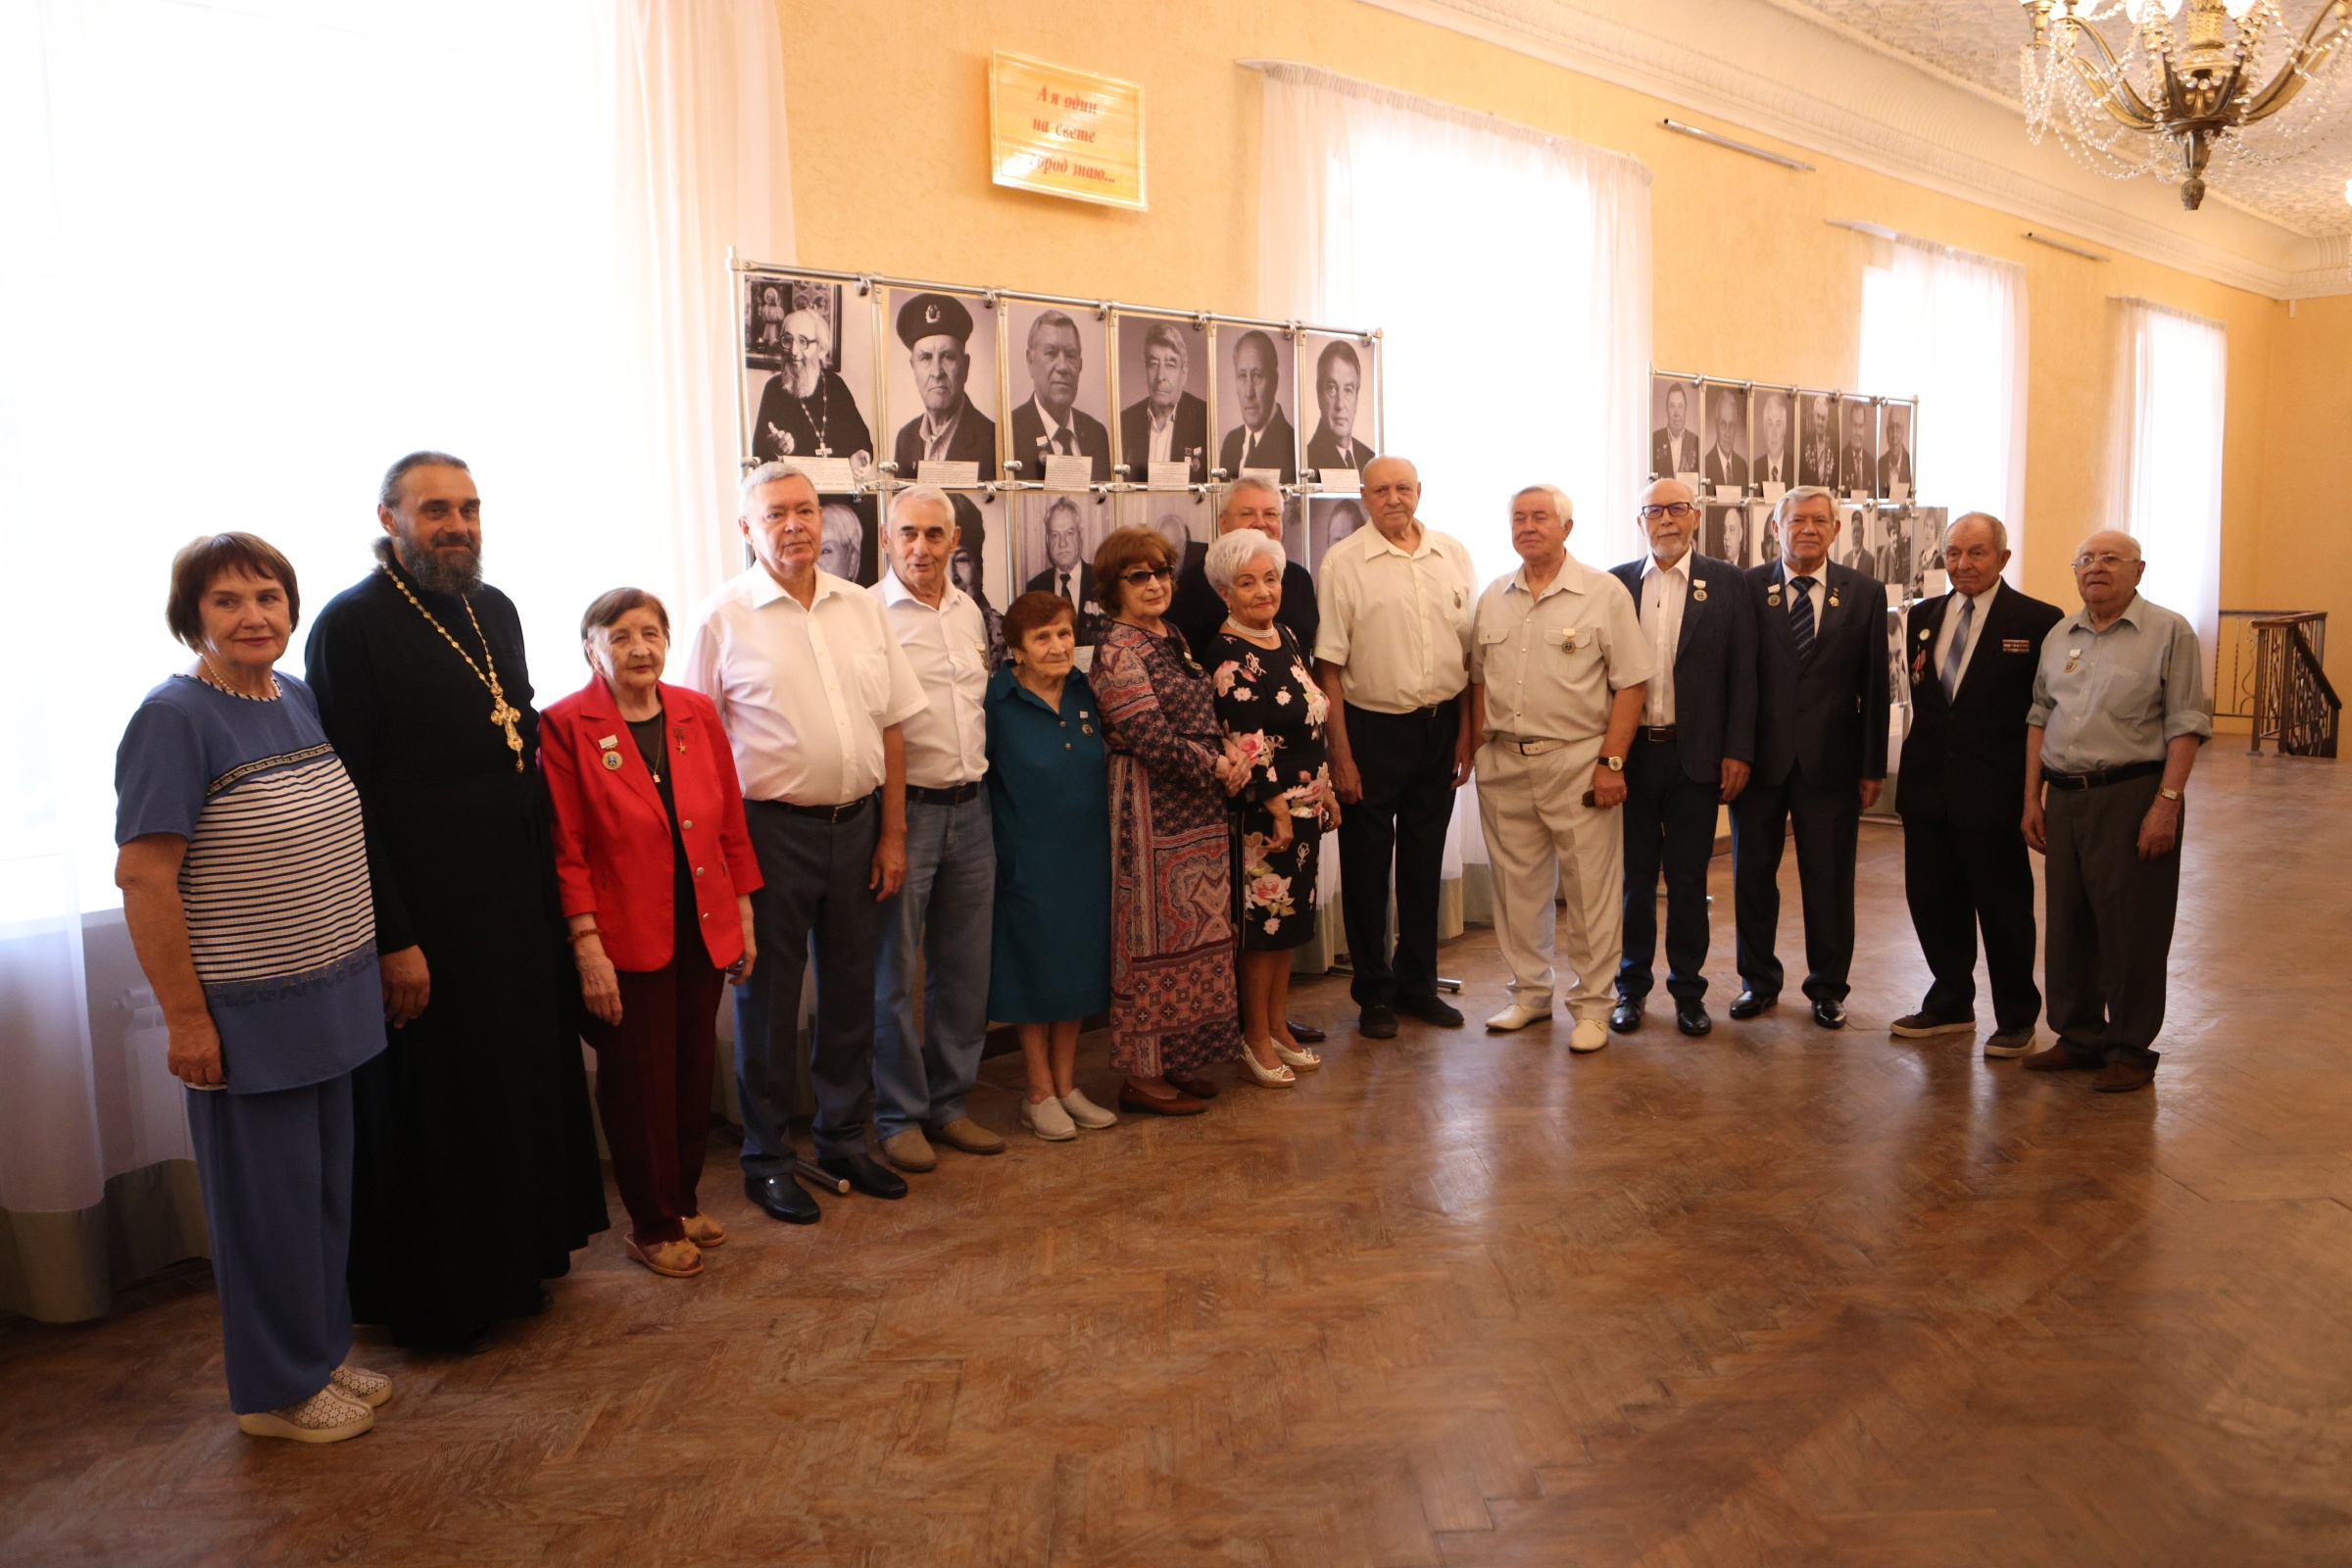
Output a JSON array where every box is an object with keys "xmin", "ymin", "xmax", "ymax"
[
  {"xmin": 1302, "ymin": 333, "xmax": 1377, "ymax": 477},
  {"xmin": 1007, "ymin": 302, "xmax": 1112, "ymax": 483},
  {"xmin": 888, "ymin": 288, "xmax": 999, "ymax": 481},
  {"xmin": 1216, "ymin": 325, "xmax": 1297, "ymax": 485}
]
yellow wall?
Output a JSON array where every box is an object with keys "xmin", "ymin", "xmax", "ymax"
[
  {"xmin": 782, "ymin": 0, "xmax": 2311, "ymax": 617},
  {"xmin": 2258, "ymin": 296, "xmax": 2352, "ymax": 632}
]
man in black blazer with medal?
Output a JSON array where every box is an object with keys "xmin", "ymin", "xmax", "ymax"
[
  {"xmin": 1008, "ymin": 310, "xmax": 1112, "ymax": 482},
  {"xmin": 1731, "ymin": 486, "xmax": 1890, "ymax": 1028},
  {"xmin": 1607, "ymin": 478, "xmax": 1757, "ymax": 1037},
  {"xmin": 1892, "ymin": 513, "xmax": 2063, "ymax": 1057},
  {"xmin": 1119, "ymin": 320, "xmax": 1209, "ymax": 483}
]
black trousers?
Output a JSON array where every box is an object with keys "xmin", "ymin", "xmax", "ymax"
[
  {"xmin": 1731, "ymin": 763, "xmax": 1861, "ymax": 1003},
  {"xmin": 1338, "ymin": 700, "xmax": 1459, "ymax": 1007},
  {"xmin": 734, "ymin": 799, "xmax": 883, "ymax": 1168},
  {"xmin": 1901, "ymin": 808, "xmax": 2040, "ymax": 1033},
  {"xmin": 2043, "ymin": 772, "xmax": 2179, "ymax": 1066},
  {"xmin": 1618, "ymin": 736, "xmax": 1719, "ymax": 1003}
]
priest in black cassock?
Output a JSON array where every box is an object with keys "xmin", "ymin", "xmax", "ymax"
[{"xmin": 305, "ymin": 451, "xmax": 606, "ymax": 1350}]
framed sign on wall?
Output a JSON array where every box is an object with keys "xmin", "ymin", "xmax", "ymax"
[{"xmin": 988, "ymin": 50, "xmax": 1146, "ymax": 212}]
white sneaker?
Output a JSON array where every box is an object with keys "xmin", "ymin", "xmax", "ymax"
[
  {"xmin": 1486, "ymin": 1002, "xmax": 1552, "ymax": 1032},
  {"xmin": 1569, "ymin": 1019, "xmax": 1610, "ymax": 1054},
  {"xmin": 1058, "ymin": 1089, "xmax": 1118, "ymax": 1130},
  {"xmin": 237, "ymin": 1387, "xmax": 375, "ymax": 1444},
  {"xmin": 1020, "ymin": 1095, "xmax": 1077, "ymax": 1141}
]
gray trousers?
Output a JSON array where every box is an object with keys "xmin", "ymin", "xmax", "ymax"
[
  {"xmin": 872, "ymin": 794, "xmax": 996, "ymax": 1139},
  {"xmin": 734, "ymin": 799, "xmax": 883, "ymax": 1168},
  {"xmin": 2043, "ymin": 771, "xmax": 2179, "ymax": 1065}
]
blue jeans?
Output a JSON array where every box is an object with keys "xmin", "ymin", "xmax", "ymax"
[{"xmin": 872, "ymin": 793, "xmax": 997, "ymax": 1138}]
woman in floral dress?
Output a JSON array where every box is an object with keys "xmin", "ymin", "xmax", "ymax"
[
  {"xmin": 1091, "ymin": 525, "xmax": 1250, "ymax": 1115},
  {"xmin": 1205, "ymin": 529, "xmax": 1338, "ymax": 1086}
]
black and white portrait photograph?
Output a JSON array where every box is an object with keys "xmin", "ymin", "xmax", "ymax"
[
  {"xmin": 1758, "ymin": 505, "xmax": 1782, "ymax": 566},
  {"xmin": 1016, "ymin": 491, "xmax": 1113, "ymax": 646},
  {"xmin": 1308, "ymin": 495, "xmax": 1366, "ymax": 574},
  {"xmin": 1215, "ymin": 323, "xmax": 1298, "ymax": 484},
  {"xmin": 884, "ymin": 286, "xmax": 1000, "ymax": 484},
  {"xmin": 1302, "ymin": 331, "xmax": 1378, "ymax": 480},
  {"xmin": 1702, "ymin": 502, "xmax": 1759, "ymax": 568},
  {"xmin": 1282, "ymin": 495, "xmax": 1307, "ymax": 571},
  {"xmin": 1877, "ymin": 502, "xmax": 1915, "ymax": 594},
  {"xmin": 1750, "ymin": 386, "xmax": 1798, "ymax": 495},
  {"xmin": 1797, "ymin": 391, "xmax": 1838, "ymax": 489},
  {"xmin": 1115, "ymin": 313, "xmax": 1210, "ymax": 485},
  {"xmin": 1879, "ymin": 399, "xmax": 1916, "ymax": 499},
  {"xmin": 1701, "ymin": 381, "xmax": 1749, "ymax": 496},
  {"xmin": 1914, "ymin": 505, "xmax": 1949, "ymax": 596},
  {"xmin": 1839, "ymin": 396, "xmax": 1880, "ymax": 497},
  {"xmin": 745, "ymin": 275, "xmax": 878, "ymax": 483},
  {"xmin": 1117, "ymin": 489, "xmax": 1212, "ymax": 582},
  {"xmin": 943, "ymin": 492, "xmax": 1008, "ymax": 665},
  {"xmin": 1887, "ymin": 607, "xmax": 1911, "ymax": 713},
  {"xmin": 816, "ymin": 494, "xmax": 879, "ymax": 588},
  {"xmin": 1650, "ymin": 373, "xmax": 1701, "ymax": 479},
  {"xmin": 1006, "ymin": 299, "xmax": 1111, "ymax": 484},
  {"xmin": 1830, "ymin": 501, "xmax": 1872, "ymax": 575}
]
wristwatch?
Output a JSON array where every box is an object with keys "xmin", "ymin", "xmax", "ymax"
[
  {"xmin": 1601, "ymin": 755, "xmax": 1625, "ymax": 772},
  {"xmin": 2157, "ymin": 786, "xmax": 2182, "ymax": 802}
]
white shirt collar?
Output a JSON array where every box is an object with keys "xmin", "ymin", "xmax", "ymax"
[
  {"xmin": 1031, "ymin": 396, "xmax": 1074, "ymax": 444},
  {"xmin": 879, "ymin": 566, "xmax": 969, "ymax": 615},
  {"xmin": 744, "ymin": 564, "xmax": 855, "ymax": 611},
  {"xmin": 1642, "ymin": 548, "xmax": 1692, "ymax": 582}
]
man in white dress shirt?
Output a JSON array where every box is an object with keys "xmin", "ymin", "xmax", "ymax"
[
  {"xmin": 1316, "ymin": 455, "xmax": 1478, "ymax": 1039},
  {"xmin": 1469, "ymin": 485, "xmax": 1652, "ymax": 1051},
  {"xmin": 685, "ymin": 460, "xmax": 927, "ymax": 1220},
  {"xmin": 866, "ymin": 486, "xmax": 1004, "ymax": 1173}
]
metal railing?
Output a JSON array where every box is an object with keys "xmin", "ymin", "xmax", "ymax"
[
  {"xmin": 2217, "ymin": 609, "xmax": 2313, "ymax": 719},
  {"xmin": 2248, "ymin": 612, "xmax": 2339, "ymax": 758}
]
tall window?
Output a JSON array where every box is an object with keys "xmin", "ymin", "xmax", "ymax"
[
  {"xmin": 2112, "ymin": 299, "xmax": 2226, "ymax": 673},
  {"xmin": 1858, "ymin": 234, "xmax": 2029, "ymax": 573},
  {"xmin": 1256, "ymin": 63, "xmax": 1655, "ymax": 579}
]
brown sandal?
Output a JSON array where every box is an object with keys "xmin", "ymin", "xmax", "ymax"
[
  {"xmin": 626, "ymin": 1236, "xmax": 704, "ymax": 1277},
  {"xmin": 679, "ymin": 1212, "xmax": 725, "ymax": 1249}
]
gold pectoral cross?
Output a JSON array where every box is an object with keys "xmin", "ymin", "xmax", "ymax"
[{"xmin": 491, "ymin": 696, "xmax": 524, "ymax": 767}]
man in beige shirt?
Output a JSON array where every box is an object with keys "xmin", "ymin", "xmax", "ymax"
[
  {"xmin": 1315, "ymin": 456, "xmax": 1478, "ymax": 1039},
  {"xmin": 1468, "ymin": 485, "xmax": 1651, "ymax": 1052}
]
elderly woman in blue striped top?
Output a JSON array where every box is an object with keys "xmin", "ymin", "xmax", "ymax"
[{"xmin": 114, "ymin": 534, "xmax": 398, "ymax": 1445}]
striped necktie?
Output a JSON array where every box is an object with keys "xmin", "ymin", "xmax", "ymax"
[
  {"xmin": 1941, "ymin": 595, "xmax": 1974, "ymax": 704},
  {"xmin": 1788, "ymin": 575, "xmax": 1817, "ymax": 660}
]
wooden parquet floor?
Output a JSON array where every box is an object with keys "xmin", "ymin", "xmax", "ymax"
[{"xmin": 7, "ymin": 748, "xmax": 2351, "ymax": 1566}]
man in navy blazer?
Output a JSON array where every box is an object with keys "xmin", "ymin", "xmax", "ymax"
[
  {"xmin": 1892, "ymin": 513, "xmax": 2064, "ymax": 1057},
  {"xmin": 1731, "ymin": 487, "xmax": 1891, "ymax": 1029},
  {"xmin": 1607, "ymin": 479, "xmax": 1756, "ymax": 1037}
]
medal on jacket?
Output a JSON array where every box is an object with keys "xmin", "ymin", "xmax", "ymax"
[
  {"xmin": 1829, "ymin": 588, "xmax": 1841, "ymax": 609},
  {"xmin": 1767, "ymin": 584, "xmax": 1783, "ymax": 606},
  {"xmin": 2065, "ymin": 648, "xmax": 2082, "ymax": 673},
  {"xmin": 599, "ymin": 734, "xmax": 624, "ymax": 770},
  {"xmin": 1692, "ymin": 577, "xmax": 1707, "ymax": 603}
]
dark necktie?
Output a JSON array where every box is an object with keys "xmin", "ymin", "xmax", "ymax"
[
  {"xmin": 1054, "ymin": 428, "xmax": 1074, "ymax": 456},
  {"xmin": 1057, "ymin": 571, "xmax": 1071, "ymax": 602},
  {"xmin": 1789, "ymin": 575, "xmax": 1817, "ymax": 661},
  {"xmin": 1941, "ymin": 596, "xmax": 1974, "ymax": 704}
]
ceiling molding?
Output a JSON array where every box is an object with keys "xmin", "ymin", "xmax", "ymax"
[{"xmin": 1355, "ymin": 0, "xmax": 2351, "ymax": 300}]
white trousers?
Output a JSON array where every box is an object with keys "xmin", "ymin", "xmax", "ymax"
[{"xmin": 1475, "ymin": 737, "xmax": 1624, "ymax": 1020}]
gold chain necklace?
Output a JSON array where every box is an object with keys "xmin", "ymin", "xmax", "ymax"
[{"xmin": 378, "ymin": 566, "xmax": 525, "ymax": 771}]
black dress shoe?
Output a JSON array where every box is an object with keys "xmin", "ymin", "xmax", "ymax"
[
  {"xmin": 1396, "ymin": 994, "xmax": 1464, "ymax": 1028},
  {"xmin": 1609, "ymin": 996, "xmax": 1643, "ymax": 1033},
  {"xmin": 1358, "ymin": 1004, "xmax": 1399, "ymax": 1040},
  {"xmin": 818, "ymin": 1153, "xmax": 908, "ymax": 1200},
  {"xmin": 1812, "ymin": 998, "xmax": 1847, "ymax": 1030},
  {"xmin": 1675, "ymin": 998, "xmax": 1712, "ymax": 1037},
  {"xmin": 1728, "ymin": 990, "xmax": 1775, "ymax": 1020},
  {"xmin": 1286, "ymin": 1018, "xmax": 1326, "ymax": 1045},
  {"xmin": 746, "ymin": 1173, "xmax": 821, "ymax": 1225}
]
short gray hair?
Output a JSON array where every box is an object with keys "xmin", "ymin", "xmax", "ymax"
[
  {"xmin": 1027, "ymin": 310, "xmax": 1080, "ymax": 351},
  {"xmin": 1771, "ymin": 485, "xmax": 1838, "ymax": 526},
  {"xmin": 1944, "ymin": 511, "xmax": 2008, "ymax": 553},
  {"xmin": 1204, "ymin": 526, "xmax": 1286, "ymax": 594},
  {"xmin": 1141, "ymin": 320, "xmax": 1188, "ymax": 367},
  {"xmin": 380, "ymin": 450, "xmax": 469, "ymax": 511},
  {"xmin": 1220, "ymin": 476, "xmax": 1282, "ymax": 518},
  {"xmin": 1512, "ymin": 484, "xmax": 1574, "ymax": 523},
  {"xmin": 740, "ymin": 459, "xmax": 814, "ymax": 513},
  {"xmin": 2075, "ymin": 529, "xmax": 2142, "ymax": 564},
  {"xmin": 888, "ymin": 483, "xmax": 955, "ymax": 531}
]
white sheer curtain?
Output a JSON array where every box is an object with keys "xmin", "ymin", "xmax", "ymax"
[
  {"xmin": 2110, "ymin": 298, "xmax": 2227, "ymax": 677},
  {"xmin": 1255, "ymin": 62, "xmax": 1652, "ymax": 926},
  {"xmin": 1858, "ymin": 233, "xmax": 2030, "ymax": 575},
  {"xmin": 0, "ymin": 0, "xmax": 788, "ymax": 1321}
]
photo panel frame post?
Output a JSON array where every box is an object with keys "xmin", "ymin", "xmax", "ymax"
[
  {"xmin": 1300, "ymin": 330, "xmax": 1379, "ymax": 489},
  {"xmin": 1649, "ymin": 370, "xmax": 1702, "ymax": 485},
  {"xmin": 1004, "ymin": 296, "xmax": 1112, "ymax": 485},
  {"xmin": 1211, "ymin": 319, "xmax": 1298, "ymax": 486},
  {"xmin": 882, "ymin": 284, "xmax": 1003, "ymax": 489},
  {"xmin": 1113, "ymin": 311, "xmax": 1212, "ymax": 486},
  {"xmin": 1700, "ymin": 380, "xmax": 1750, "ymax": 501},
  {"xmin": 742, "ymin": 270, "xmax": 883, "ymax": 491}
]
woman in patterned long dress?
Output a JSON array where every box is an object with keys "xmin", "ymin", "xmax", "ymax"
[
  {"xmin": 1204, "ymin": 530, "xmax": 1338, "ymax": 1088},
  {"xmin": 1091, "ymin": 525, "xmax": 1249, "ymax": 1116}
]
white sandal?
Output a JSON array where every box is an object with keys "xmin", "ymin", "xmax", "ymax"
[
  {"xmin": 237, "ymin": 1386, "xmax": 375, "ymax": 1444},
  {"xmin": 1272, "ymin": 1039, "xmax": 1322, "ymax": 1071},
  {"xmin": 1239, "ymin": 1044, "xmax": 1297, "ymax": 1088}
]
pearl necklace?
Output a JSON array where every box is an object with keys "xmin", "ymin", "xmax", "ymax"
[{"xmin": 195, "ymin": 655, "xmax": 281, "ymax": 702}]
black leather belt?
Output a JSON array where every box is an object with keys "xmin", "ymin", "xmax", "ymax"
[
  {"xmin": 907, "ymin": 782, "xmax": 983, "ymax": 807},
  {"xmin": 1638, "ymin": 725, "xmax": 1678, "ymax": 744},
  {"xmin": 768, "ymin": 794, "xmax": 873, "ymax": 821},
  {"xmin": 2041, "ymin": 760, "xmax": 2163, "ymax": 792}
]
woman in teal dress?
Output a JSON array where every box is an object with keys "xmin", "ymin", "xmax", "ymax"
[{"xmin": 986, "ymin": 591, "xmax": 1118, "ymax": 1141}]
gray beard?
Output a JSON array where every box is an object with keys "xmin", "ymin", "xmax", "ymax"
[{"xmin": 378, "ymin": 533, "xmax": 483, "ymax": 596}]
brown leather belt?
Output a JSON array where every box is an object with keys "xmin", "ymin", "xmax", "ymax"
[
  {"xmin": 2041, "ymin": 760, "xmax": 2163, "ymax": 792},
  {"xmin": 768, "ymin": 794, "xmax": 873, "ymax": 822},
  {"xmin": 1638, "ymin": 725, "xmax": 1678, "ymax": 744},
  {"xmin": 906, "ymin": 782, "xmax": 983, "ymax": 807}
]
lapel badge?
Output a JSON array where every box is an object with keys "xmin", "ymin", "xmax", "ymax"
[
  {"xmin": 1767, "ymin": 584, "xmax": 1783, "ymax": 605},
  {"xmin": 1828, "ymin": 589, "xmax": 1841, "ymax": 609},
  {"xmin": 1918, "ymin": 627, "xmax": 1933, "ymax": 641},
  {"xmin": 601, "ymin": 750, "xmax": 625, "ymax": 771},
  {"xmin": 1693, "ymin": 588, "xmax": 1708, "ymax": 602},
  {"xmin": 598, "ymin": 734, "xmax": 618, "ymax": 749}
]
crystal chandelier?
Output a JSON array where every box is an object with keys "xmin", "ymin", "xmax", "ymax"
[{"xmin": 2021, "ymin": 0, "xmax": 2352, "ymax": 209}]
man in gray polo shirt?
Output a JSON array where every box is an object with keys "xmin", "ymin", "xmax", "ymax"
[{"xmin": 2020, "ymin": 530, "xmax": 2212, "ymax": 1093}]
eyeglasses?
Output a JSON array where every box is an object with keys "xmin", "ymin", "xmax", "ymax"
[
  {"xmin": 2072, "ymin": 552, "xmax": 2135, "ymax": 570},
  {"xmin": 1639, "ymin": 503, "xmax": 1695, "ymax": 520},
  {"xmin": 1119, "ymin": 564, "xmax": 1176, "ymax": 585}
]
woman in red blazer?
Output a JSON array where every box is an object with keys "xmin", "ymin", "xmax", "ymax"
[{"xmin": 542, "ymin": 589, "xmax": 762, "ymax": 1280}]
